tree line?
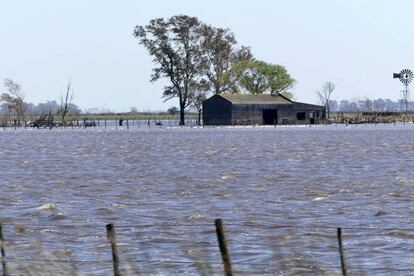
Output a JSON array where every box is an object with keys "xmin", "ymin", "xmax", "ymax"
[
  {"xmin": 134, "ymin": 15, "xmax": 296, "ymax": 125},
  {"xmin": 315, "ymin": 81, "xmax": 410, "ymax": 117},
  {"xmin": 0, "ymin": 79, "xmax": 81, "ymax": 126},
  {"xmin": 328, "ymin": 98, "xmax": 414, "ymax": 113}
]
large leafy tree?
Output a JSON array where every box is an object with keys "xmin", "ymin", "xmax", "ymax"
[
  {"xmin": 200, "ymin": 25, "xmax": 252, "ymax": 95},
  {"xmin": 226, "ymin": 60, "xmax": 295, "ymax": 95},
  {"xmin": 134, "ymin": 15, "xmax": 205, "ymax": 125}
]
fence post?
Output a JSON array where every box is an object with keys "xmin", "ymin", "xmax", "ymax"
[
  {"xmin": 337, "ymin": 228, "xmax": 347, "ymax": 276},
  {"xmin": 106, "ymin": 224, "xmax": 120, "ymax": 276},
  {"xmin": 215, "ymin": 219, "xmax": 233, "ymax": 276},
  {"xmin": 0, "ymin": 223, "xmax": 8, "ymax": 276}
]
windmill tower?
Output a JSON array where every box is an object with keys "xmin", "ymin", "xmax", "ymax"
[{"xmin": 393, "ymin": 69, "xmax": 413, "ymax": 115}]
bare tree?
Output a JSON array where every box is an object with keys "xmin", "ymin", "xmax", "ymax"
[
  {"xmin": 1, "ymin": 79, "xmax": 26, "ymax": 125},
  {"xmin": 316, "ymin": 81, "xmax": 336, "ymax": 118},
  {"xmin": 59, "ymin": 80, "xmax": 73, "ymax": 125}
]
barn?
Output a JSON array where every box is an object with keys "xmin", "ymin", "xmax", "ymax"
[{"xmin": 202, "ymin": 93, "xmax": 326, "ymax": 125}]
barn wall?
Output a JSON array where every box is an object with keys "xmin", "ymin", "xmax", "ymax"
[
  {"xmin": 203, "ymin": 95, "xmax": 232, "ymax": 125},
  {"xmin": 232, "ymin": 104, "xmax": 294, "ymax": 125},
  {"xmin": 293, "ymin": 103, "xmax": 326, "ymax": 124},
  {"xmin": 232, "ymin": 104, "xmax": 262, "ymax": 125},
  {"xmin": 272, "ymin": 105, "xmax": 295, "ymax": 124}
]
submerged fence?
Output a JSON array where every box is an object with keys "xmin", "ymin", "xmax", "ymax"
[
  {"xmin": 2, "ymin": 220, "xmax": 414, "ymax": 275},
  {"xmin": 0, "ymin": 118, "xmax": 202, "ymax": 129},
  {"xmin": 0, "ymin": 116, "xmax": 202, "ymax": 130}
]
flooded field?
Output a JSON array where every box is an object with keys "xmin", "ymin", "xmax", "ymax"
[{"xmin": 1, "ymin": 124, "xmax": 414, "ymax": 275}]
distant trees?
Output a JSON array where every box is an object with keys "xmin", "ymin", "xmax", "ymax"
[
  {"xmin": 328, "ymin": 99, "xmax": 338, "ymax": 112},
  {"xmin": 0, "ymin": 78, "xmax": 81, "ymax": 123},
  {"xmin": 0, "ymin": 100, "xmax": 81, "ymax": 116},
  {"xmin": 325, "ymin": 98, "xmax": 410, "ymax": 112},
  {"xmin": 130, "ymin": 106, "xmax": 138, "ymax": 114},
  {"xmin": 167, "ymin": 106, "xmax": 178, "ymax": 115},
  {"xmin": 316, "ymin": 81, "xmax": 336, "ymax": 118},
  {"xmin": 134, "ymin": 15, "xmax": 295, "ymax": 125}
]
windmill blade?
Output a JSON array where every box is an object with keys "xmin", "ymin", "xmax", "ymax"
[{"xmin": 399, "ymin": 69, "xmax": 413, "ymax": 85}]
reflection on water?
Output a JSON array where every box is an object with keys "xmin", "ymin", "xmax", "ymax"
[{"xmin": 1, "ymin": 124, "xmax": 414, "ymax": 275}]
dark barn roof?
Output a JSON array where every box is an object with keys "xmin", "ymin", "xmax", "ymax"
[{"xmin": 219, "ymin": 93, "xmax": 293, "ymax": 104}]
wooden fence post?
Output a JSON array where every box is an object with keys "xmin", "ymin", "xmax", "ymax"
[
  {"xmin": 215, "ymin": 219, "xmax": 233, "ymax": 276},
  {"xmin": 106, "ymin": 224, "xmax": 120, "ymax": 276},
  {"xmin": 0, "ymin": 223, "xmax": 8, "ymax": 276},
  {"xmin": 337, "ymin": 228, "xmax": 347, "ymax": 276}
]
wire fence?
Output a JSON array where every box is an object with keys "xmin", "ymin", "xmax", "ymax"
[
  {"xmin": 0, "ymin": 116, "xmax": 203, "ymax": 130},
  {"xmin": 1, "ymin": 220, "xmax": 414, "ymax": 275}
]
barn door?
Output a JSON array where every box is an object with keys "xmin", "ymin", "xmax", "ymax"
[{"xmin": 263, "ymin": 109, "xmax": 278, "ymax": 125}]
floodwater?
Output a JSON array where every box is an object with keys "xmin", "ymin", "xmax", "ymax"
[{"xmin": 1, "ymin": 124, "xmax": 414, "ymax": 275}]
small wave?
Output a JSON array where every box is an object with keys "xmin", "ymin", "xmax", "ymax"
[
  {"xmin": 374, "ymin": 210, "xmax": 387, "ymax": 217},
  {"xmin": 387, "ymin": 230, "xmax": 414, "ymax": 239},
  {"xmin": 313, "ymin": 197, "xmax": 326, "ymax": 201},
  {"xmin": 187, "ymin": 214, "xmax": 205, "ymax": 220},
  {"xmin": 47, "ymin": 213, "xmax": 67, "ymax": 221},
  {"xmin": 37, "ymin": 203, "xmax": 57, "ymax": 210},
  {"xmin": 112, "ymin": 203, "xmax": 125, "ymax": 208}
]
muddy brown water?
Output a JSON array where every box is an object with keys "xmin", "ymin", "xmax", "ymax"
[{"xmin": 1, "ymin": 124, "xmax": 414, "ymax": 275}]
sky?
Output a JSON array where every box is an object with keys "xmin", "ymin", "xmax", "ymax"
[{"xmin": 1, "ymin": 0, "xmax": 413, "ymax": 112}]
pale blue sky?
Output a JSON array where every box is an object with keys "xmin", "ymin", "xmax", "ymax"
[{"xmin": 1, "ymin": 0, "xmax": 413, "ymax": 111}]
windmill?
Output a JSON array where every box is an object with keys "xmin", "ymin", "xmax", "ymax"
[{"xmin": 393, "ymin": 69, "xmax": 413, "ymax": 115}]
